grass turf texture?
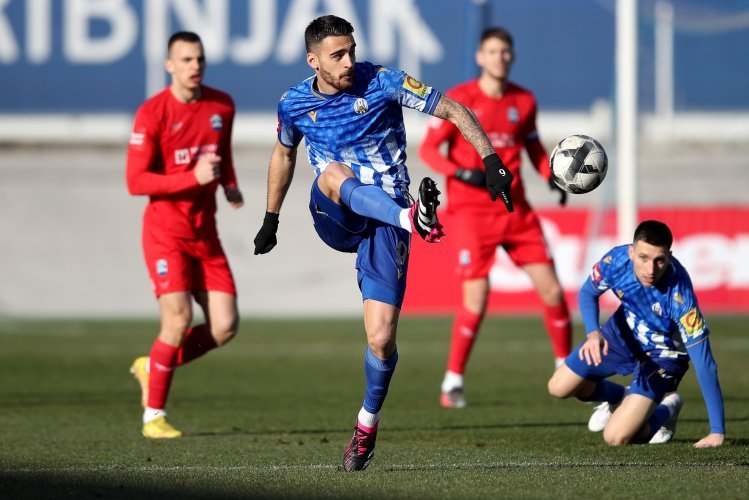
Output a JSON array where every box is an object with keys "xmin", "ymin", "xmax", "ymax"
[{"xmin": 1, "ymin": 316, "xmax": 747, "ymax": 499}]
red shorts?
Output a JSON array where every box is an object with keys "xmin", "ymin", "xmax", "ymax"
[
  {"xmin": 448, "ymin": 207, "xmax": 553, "ymax": 280},
  {"xmin": 142, "ymin": 223, "xmax": 236, "ymax": 297}
]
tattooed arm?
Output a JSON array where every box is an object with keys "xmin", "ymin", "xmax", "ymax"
[{"xmin": 432, "ymin": 95, "xmax": 515, "ymax": 212}]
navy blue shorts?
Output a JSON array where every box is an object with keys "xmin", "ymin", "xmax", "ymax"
[
  {"xmin": 309, "ymin": 178, "xmax": 411, "ymax": 308},
  {"xmin": 565, "ymin": 311, "xmax": 684, "ymax": 402}
]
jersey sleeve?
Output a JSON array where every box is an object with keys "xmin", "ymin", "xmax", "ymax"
[
  {"xmin": 418, "ymin": 114, "xmax": 460, "ymax": 177},
  {"xmin": 686, "ymin": 338, "xmax": 725, "ymax": 434},
  {"xmin": 276, "ymin": 92, "xmax": 303, "ymax": 149},
  {"xmin": 220, "ymin": 102, "xmax": 238, "ymax": 189},
  {"xmin": 126, "ymin": 105, "xmax": 199, "ymax": 196},
  {"xmin": 377, "ymin": 66, "xmax": 442, "ymax": 115},
  {"xmin": 579, "ymin": 253, "xmax": 614, "ymax": 333},
  {"xmin": 671, "ymin": 282, "xmax": 709, "ymax": 347},
  {"xmin": 523, "ymin": 99, "xmax": 551, "ymax": 180}
]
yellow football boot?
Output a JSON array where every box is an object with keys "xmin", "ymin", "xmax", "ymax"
[
  {"xmin": 142, "ymin": 416, "xmax": 183, "ymax": 439},
  {"xmin": 129, "ymin": 356, "xmax": 149, "ymax": 408}
]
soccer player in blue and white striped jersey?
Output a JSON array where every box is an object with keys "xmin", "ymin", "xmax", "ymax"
[
  {"xmin": 253, "ymin": 15, "xmax": 514, "ymax": 471},
  {"xmin": 548, "ymin": 220, "xmax": 725, "ymax": 447}
]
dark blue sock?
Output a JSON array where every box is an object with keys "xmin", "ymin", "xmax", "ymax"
[
  {"xmin": 581, "ymin": 380, "xmax": 626, "ymax": 404},
  {"xmin": 362, "ymin": 347, "xmax": 398, "ymax": 414},
  {"xmin": 339, "ymin": 178, "xmax": 403, "ymax": 228},
  {"xmin": 647, "ymin": 403, "xmax": 671, "ymax": 438}
]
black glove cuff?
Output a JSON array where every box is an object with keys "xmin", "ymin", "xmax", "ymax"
[
  {"xmin": 263, "ymin": 212, "xmax": 279, "ymax": 225},
  {"xmin": 482, "ymin": 153, "xmax": 503, "ymax": 172}
]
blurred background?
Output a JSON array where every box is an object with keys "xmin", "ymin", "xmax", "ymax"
[{"xmin": 1, "ymin": 0, "xmax": 747, "ymax": 317}]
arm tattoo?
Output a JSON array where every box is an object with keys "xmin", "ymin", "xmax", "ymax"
[{"xmin": 433, "ymin": 95, "xmax": 494, "ymax": 158}]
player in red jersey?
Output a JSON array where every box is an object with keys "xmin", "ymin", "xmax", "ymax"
[
  {"xmin": 126, "ymin": 31, "xmax": 244, "ymax": 438},
  {"xmin": 419, "ymin": 27, "xmax": 571, "ymax": 408}
]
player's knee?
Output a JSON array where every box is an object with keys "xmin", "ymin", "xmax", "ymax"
[
  {"xmin": 211, "ymin": 315, "xmax": 239, "ymax": 346},
  {"xmin": 547, "ymin": 373, "xmax": 574, "ymax": 399},
  {"xmin": 367, "ymin": 332, "xmax": 396, "ymax": 359},
  {"xmin": 539, "ymin": 283, "xmax": 564, "ymax": 306},
  {"xmin": 603, "ymin": 429, "xmax": 632, "ymax": 446}
]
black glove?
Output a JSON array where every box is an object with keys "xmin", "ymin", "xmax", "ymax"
[
  {"xmin": 253, "ymin": 212, "xmax": 279, "ymax": 255},
  {"xmin": 549, "ymin": 177, "xmax": 568, "ymax": 206},
  {"xmin": 483, "ymin": 153, "xmax": 514, "ymax": 212},
  {"xmin": 454, "ymin": 167, "xmax": 486, "ymax": 187}
]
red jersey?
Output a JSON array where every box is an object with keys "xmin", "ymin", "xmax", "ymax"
[
  {"xmin": 419, "ymin": 80, "xmax": 549, "ymax": 212},
  {"xmin": 126, "ymin": 86, "xmax": 238, "ymax": 239}
]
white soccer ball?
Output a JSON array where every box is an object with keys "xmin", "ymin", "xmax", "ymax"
[{"xmin": 549, "ymin": 134, "xmax": 608, "ymax": 194}]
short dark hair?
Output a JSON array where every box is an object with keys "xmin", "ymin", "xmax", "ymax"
[
  {"xmin": 633, "ymin": 220, "xmax": 673, "ymax": 249},
  {"xmin": 305, "ymin": 15, "xmax": 354, "ymax": 52},
  {"xmin": 480, "ymin": 27, "xmax": 514, "ymax": 48},
  {"xmin": 168, "ymin": 31, "xmax": 202, "ymax": 53}
]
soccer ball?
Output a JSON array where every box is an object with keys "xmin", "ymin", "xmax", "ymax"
[{"xmin": 549, "ymin": 134, "xmax": 608, "ymax": 194}]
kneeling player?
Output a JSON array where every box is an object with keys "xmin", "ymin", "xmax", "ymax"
[{"xmin": 547, "ymin": 220, "xmax": 725, "ymax": 447}]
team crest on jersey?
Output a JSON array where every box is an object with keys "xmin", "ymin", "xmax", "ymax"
[
  {"xmin": 402, "ymin": 75, "xmax": 429, "ymax": 98},
  {"xmin": 210, "ymin": 114, "xmax": 223, "ymax": 131},
  {"xmin": 507, "ymin": 107, "xmax": 519, "ymax": 123},
  {"xmin": 679, "ymin": 307, "xmax": 704, "ymax": 337},
  {"xmin": 354, "ymin": 98, "xmax": 369, "ymax": 114},
  {"xmin": 651, "ymin": 302, "xmax": 663, "ymax": 316},
  {"xmin": 156, "ymin": 259, "xmax": 168, "ymax": 277},
  {"xmin": 673, "ymin": 292, "xmax": 683, "ymax": 304},
  {"xmin": 459, "ymin": 249, "xmax": 471, "ymax": 267}
]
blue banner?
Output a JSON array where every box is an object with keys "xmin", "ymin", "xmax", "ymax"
[{"xmin": 1, "ymin": 0, "xmax": 747, "ymax": 113}]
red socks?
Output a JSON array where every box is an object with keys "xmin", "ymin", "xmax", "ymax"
[
  {"xmin": 176, "ymin": 325, "xmax": 218, "ymax": 366},
  {"xmin": 148, "ymin": 338, "xmax": 178, "ymax": 410},
  {"xmin": 446, "ymin": 308, "xmax": 483, "ymax": 375},
  {"xmin": 543, "ymin": 302, "xmax": 572, "ymax": 359}
]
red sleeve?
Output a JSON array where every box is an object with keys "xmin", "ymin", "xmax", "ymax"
[
  {"xmin": 126, "ymin": 105, "xmax": 199, "ymax": 196},
  {"xmin": 220, "ymin": 104, "xmax": 238, "ymax": 188},
  {"xmin": 418, "ymin": 115, "xmax": 460, "ymax": 177},
  {"xmin": 524, "ymin": 100, "xmax": 551, "ymax": 180}
]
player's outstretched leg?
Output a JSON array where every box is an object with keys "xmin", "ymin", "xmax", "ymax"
[
  {"xmin": 409, "ymin": 177, "xmax": 445, "ymax": 243},
  {"xmin": 649, "ymin": 393, "xmax": 683, "ymax": 444}
]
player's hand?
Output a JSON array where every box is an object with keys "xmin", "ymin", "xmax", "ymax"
[
  {"xmin": 483, "ymin": 153, "xmax": 514, "ymax": 212},
  {"xmin": 549, "ymin": 177, "xmax": 568, "ymax": 206},
  {"xmin": 194, "ymin": 154, "xmax": 222, "ymax": 185},
  {"xmin": 225, "ymin": 186, "xmax": 244, "ymax": 209},
  {"xmin": 693, "ymin": 433, "xmax": 724, "ymax": 448},
  {"xmin": 579, "ymin": 330, "xmax": 608, "ymax": 366},
  {"xmin": 454, "ymin": 167, "xmax": 486, "ymax": 187},
  {"xmin": 253, "ymin": 212, "xmax": 279, "ymax": 255}
]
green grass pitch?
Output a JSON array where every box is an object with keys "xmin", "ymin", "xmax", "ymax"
[{"xmin": 1, "ymin": 316, "xmax": 747, "ymax": 498}]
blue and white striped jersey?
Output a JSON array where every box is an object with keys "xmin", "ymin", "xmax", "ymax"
[
  {"xmin": 586, "ymin": 244, "xmax": 709, "ymax": 364},
  {"xmin": 277, "ymin": 61, "xmax": 442, "ymax": 199}
]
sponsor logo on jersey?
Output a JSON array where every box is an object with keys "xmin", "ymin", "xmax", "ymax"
[
  {"xmin": 353, "ymin": 98, "xmax": 369, "ymax": 114},
  {"xmin": 402, "ymin": 75, "xmax": 429, "ymax": 98},
  {"xmin": 679, "ymin": 307, "xmax": 705, "ymax": 337},
  {"xmin": 591, "ymin": 263, "xmax": 602, "ymax": 284},
  {"xmin": 673, "ymin": 292, "xmax": 683, "ymax": 304},
  {"xmin": 651, "ymin": 302, "xmax": 662, "ymax": 316},
  {"xmin": 175, "ymin": 148, "xmax": 190, "ymax": 164},
  {"xmin": 616, "ymin": 289, "xmax": 624, "ymax": 299},
  {"xmin": 507, "ymin": 106, "xmax": 519, "ymax": 123},
  {"xmin": 308, "ymin": 110, "xmax": 317, "ymax": 123},
  {"xmin": 603, "ymin": 255, "xmax": 613, "ymax": 264},
  {"xmin": 170, "ymin": 122, "xmax": 183, "ymax": 132},
  {"xmin": 210, "ymin": 114, "xmax": 223, "ymax": 131},
  {"xmin": 156, "ymin": 259, "xmax": 168, "ymax": 276},
  {"xmin": 129, "ymin": 132, "xmax": 144, "ymax": 146}
]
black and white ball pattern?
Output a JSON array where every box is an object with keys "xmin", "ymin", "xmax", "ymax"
[{"xmin": 549, "ymin": 134, "xmax": 608, "ymax": 194}]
